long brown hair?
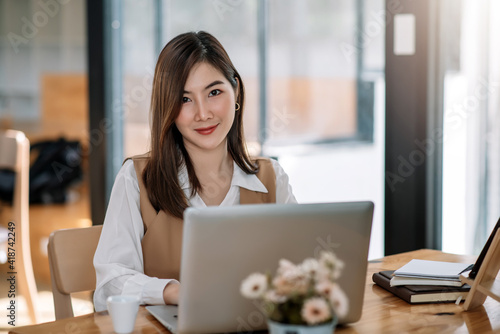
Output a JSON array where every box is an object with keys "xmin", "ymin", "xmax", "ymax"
[{"xmin": 144, "ymin": 31, "xmax": 257, "ymax": 218}]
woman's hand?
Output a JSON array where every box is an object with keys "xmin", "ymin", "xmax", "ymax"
[{"xmin": 163, "ymin": 282, "xmax": 180, "ymax": 305}]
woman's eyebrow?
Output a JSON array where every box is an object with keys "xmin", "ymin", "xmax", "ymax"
[
  {"xmin": 205, "ymin": 80, "xmax": 224, "ymax": 90},
  {"xmin": 183, "ymin": 80, "xmax": 224, "ymax": 94}
]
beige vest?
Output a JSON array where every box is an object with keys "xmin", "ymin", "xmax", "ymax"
[{"xmin": 132, "ymin": 155, "xmax": 276, "ymax": 280}]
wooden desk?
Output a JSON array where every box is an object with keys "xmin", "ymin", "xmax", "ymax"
[{"xmin": 9, "ymin": 249, "xmax": 500, "ymax": 334}]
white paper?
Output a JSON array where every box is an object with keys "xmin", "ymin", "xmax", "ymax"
[{"xmin": 394, "ymin": 259, "xmax": 472, "ymax": 279}]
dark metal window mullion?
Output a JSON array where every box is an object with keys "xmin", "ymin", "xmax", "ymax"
[
  {"xmin": 425, "ymin": 0, "xmax": 443, "ymax": 250},
  {"xmin": 154, "ymin": 0, "xmax": 164, "ymax": 57},
  {"xmin": 257, "ymin": 0, "xmax": 268, "ymax": 153},
  {"xmin": 87, "ymin": 0, "xmax": 106, "ymax": 225},
  {"xmin": 355, "ymin": 0, "xmax": 365, "ymax": 139},
  {"xmin": 104, "ymin": 0, "xmax": 123, "ymax": 201}
]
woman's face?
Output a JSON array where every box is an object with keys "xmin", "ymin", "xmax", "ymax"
[{"xmin": 175, "ymin": 62, "xmax": 238, "ymax": 154}]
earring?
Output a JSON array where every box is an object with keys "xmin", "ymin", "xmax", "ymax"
[{"xmin": 235, "ymin": 102, "xmax": 240, "ymax": 111}]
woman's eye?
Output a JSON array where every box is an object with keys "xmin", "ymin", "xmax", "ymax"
[
  {"xmin": 209, "ymin": 89, "xmax": 221, "ymax": 97},
  {"xmin": 182, "ymin": 97, "xmax": 191, "ymax": 103}
]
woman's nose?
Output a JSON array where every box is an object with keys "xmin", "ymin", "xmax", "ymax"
[{"xmin": 194, "ymin": 100, "xmax": 213, "ymax": 121}]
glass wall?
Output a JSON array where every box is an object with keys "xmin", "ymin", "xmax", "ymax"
[
  {"xmin": 442, "ymin": 0, "xmax": 500, "ymax": 255},
  {"xmin": 122, "ymin": 0, "xmax": 259, "ymax": 157},
  {"xmin": 0, "ymin": 0, "xmax": 86, "ymax": 133},
  {"xmin": 267, "ymin": 1, "xmax": 358, "ymax": 145},
  {"xmin": 163, "ymin": 0, "xmax": 260, "ymax": 149},
  {"xmin": 121, "ymin": 0, "xmax": 156, "ymax": 157},
  {"xmin": 118, "ymin": 0, "xmax": 385, "ymax": 258},
  {"xmin": 121, "ymin": 0, "xmax": 380, "ymax": 156}
]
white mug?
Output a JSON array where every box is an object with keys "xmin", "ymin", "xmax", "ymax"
[{"xmin": 106, "ymin": 295, "xmax": 140, "ymax": 333}]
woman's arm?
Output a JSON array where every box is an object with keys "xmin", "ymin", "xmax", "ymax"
[
  {"xmin": 163, "ymin": 281, "xmax": 180, "ymax": 304},
  {"xmin": 93, "ymin": 160, "xmax": 178, "ymax": 311}
]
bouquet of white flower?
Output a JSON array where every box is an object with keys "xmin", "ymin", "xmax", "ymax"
[{"xmin": 240, "ymin": 251, "xmax": 348, "ymax": 326}]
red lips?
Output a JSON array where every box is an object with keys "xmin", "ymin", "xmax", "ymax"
[{"xmin": 195, "ymin": 124, "xmax": 218, "ymax": 135}]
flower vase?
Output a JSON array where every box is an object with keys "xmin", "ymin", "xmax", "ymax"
[{"xmin": 267, "ymin": 317, "xmax": 338, "ymax": 334}]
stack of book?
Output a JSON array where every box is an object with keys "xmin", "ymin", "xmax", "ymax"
[{"xmin": 372, "ymin": 259, "xmax": 472, "ymax": 304}]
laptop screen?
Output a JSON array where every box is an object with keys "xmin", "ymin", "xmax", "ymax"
[{"xmin": 176, "ymin": 201, "xmax": 374, "ymax": 334}]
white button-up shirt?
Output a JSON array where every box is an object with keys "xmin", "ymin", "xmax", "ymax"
[{"xmin": 93, "ymin": 158, "xmax": 296, "ymax": 311}]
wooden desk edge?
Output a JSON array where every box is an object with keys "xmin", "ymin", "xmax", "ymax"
[{"xmin": 10, "ymin": 249, "xmax": 496, "ymax": 334}]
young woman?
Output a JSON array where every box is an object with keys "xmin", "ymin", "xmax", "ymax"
[{"xmin": 93, "ymin": 31, "xmax": 296, "ymax": 312}]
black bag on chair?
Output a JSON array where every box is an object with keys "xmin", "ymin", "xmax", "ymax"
[
  {"xmin": 0, "ymin": 137, "xmax": 83, "ymax": 204},
  {"xmin": 29, "ymin": 138, "xmax": 83, "ymax": 204},
  {"xmin": 0, "ymin": 169, "xmax": 15, "ymax": 203}
]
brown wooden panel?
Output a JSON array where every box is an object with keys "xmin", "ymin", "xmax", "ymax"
[{"xmin": 40, "ymin": 74, "xmax": 88, "ymax": 145}]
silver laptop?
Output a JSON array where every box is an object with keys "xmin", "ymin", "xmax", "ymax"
[{"xmin": 147, "ymin": 201, "xmax": 374, "ymax": 334}]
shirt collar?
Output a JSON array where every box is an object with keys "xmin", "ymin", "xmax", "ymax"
[
  {"xmin": 231, "ymin": 161, "xmax": 269, "ymax": 193},
  {"xmin": 178, "ymin": 161, "xmax": 268, "ymax": 193}
]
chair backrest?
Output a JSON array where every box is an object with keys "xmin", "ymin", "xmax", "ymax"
[
  {"xmin": 0, "ymin": 129, "xmax": 23, "ymax": 168},
  {"xmin": 0, "ymin": 130, "xmax": 39, "ymax": 323},
  {"xmin": 48, "ymin": 225, "xmax": 102, "ymax": 319},
  {"xmin": 0, "ymin": 129, "xmax": 30, "ymax": 225}
]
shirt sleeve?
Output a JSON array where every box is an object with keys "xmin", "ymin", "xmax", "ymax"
[
  {"xmin": 93, "ymin": 160, "xmax": 178, "ymax": 312},
  {"xmin": 270, "ymin": 158, "xmax": 298, "ymax": 204}
]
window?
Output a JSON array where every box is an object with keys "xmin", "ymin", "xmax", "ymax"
[
  {"xmin": 267, "ymin": 1, "xmax": 358, "ymax": 146},
  {"xmin": 442, "ymin": 0, "xmax": 500, "ymax": 255},
  {"xmin": 120, "ymin": 0, "xmax": 378, "ymax": 157},
  {"xmin": 114, "ymin": 0, "xmax": 385, "ymax": 259},
  {"xmin": 122, "ymin": 0, "xmax": 259, "ymax": 157}
]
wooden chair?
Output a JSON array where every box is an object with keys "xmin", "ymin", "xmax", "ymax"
[
  {"xmin": 0, "ymin": 130, "xmax": 39, "ymax": 323},
  {"xmin": 48, "ymin": 225, "xmax": 102, "ymax": 319}
]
